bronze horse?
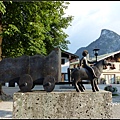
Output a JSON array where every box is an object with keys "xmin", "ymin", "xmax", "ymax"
[{"xmin": 71, "ymin": 59, "xmax": 111, "ymax": 92}]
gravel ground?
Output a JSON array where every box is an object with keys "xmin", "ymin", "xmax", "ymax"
[{"xmin": 0, "ymin": 84, "xmax": 120, "ymax": 119}]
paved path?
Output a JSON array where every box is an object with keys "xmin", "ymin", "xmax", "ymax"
[
  {"xmin": 0, "ymin": 84, "xmax": 120, "ymax": 119},
  {"xmin": 0, "ymin": 101, "xmax": 13, "ymax": 119}
]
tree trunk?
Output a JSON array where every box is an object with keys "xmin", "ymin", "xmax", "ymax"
[
  {"xmin": 0, "ymin": 12, "xmax": 3, "ymax": 95},
  {"xmin": 0, "ymin": 83, "xmax": 2, "ymax": 95},
  {"xmin": 0, "ymin": 12, "xmax": 2, "ymax": 61}
]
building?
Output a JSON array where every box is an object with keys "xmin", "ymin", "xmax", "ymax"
[
  {"xmin": 70, "ymin": 50, "xmax": 120, "ymax": 84},
  {"xmin": 96, "ymin": 50, "xmax": 120, "ymax": 84},
  {"xmin": 61, "ymin": 51, "xmax": 79, "ymax": 82}
]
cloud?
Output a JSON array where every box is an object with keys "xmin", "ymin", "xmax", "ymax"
[{"xmin": 64, "ymin": 1, "xmax": 120, "ymax": 53}]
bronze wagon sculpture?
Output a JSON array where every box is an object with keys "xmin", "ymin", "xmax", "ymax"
[{"xmin": 0, "ymin": 48, "xmax": 61, "ymax": 92}]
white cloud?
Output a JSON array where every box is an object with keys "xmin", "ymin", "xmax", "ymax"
[{"xmin": 64, "ymin": 1, "xmax": 120, "ymax": 53}]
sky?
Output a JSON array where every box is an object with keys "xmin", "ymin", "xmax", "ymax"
[{"xmin": 64, "ymin": 1, "xmax": 120, "ymax": 54}]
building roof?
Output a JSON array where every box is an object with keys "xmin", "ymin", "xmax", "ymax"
[
  {"xmin": 70, "ymin": 50, "xmax": 120, "ymax": 65},
  {"xmin": 61, "ymin": 51, "xmax": 79, "ymax": 60}
]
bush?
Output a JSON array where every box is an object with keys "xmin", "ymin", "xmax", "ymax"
[{"xmin": 104, "ymin": 85, "xmax": 118, "ymax": 94}]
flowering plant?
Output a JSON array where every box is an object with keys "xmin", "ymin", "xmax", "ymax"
[{"xmin": 104, "ymin": 85, "xmax": 118, "ymax": 94}]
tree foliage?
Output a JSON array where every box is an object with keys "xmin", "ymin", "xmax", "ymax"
[
  {"xmin": 1, "ymin": 1, "xmax": 73, "ymax": 58},
  {"xmin": 0, "ymin": 1, "xmax": 6, "ymax": 14}
]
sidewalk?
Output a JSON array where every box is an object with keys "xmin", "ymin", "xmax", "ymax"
[
  {"xmin": 0, "ymin": 84, "xmax": 120, "ymax": 119},
  {"xmin": 0, "ymin": 101, "xmax": 13, "ymax": 119}
]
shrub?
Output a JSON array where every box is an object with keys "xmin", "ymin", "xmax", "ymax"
[{"xmin": 104, "ymin": 85, "xmax": 118, "ymax": 94}]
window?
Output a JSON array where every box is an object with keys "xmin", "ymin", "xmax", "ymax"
[
  {"xmin": 61, "ymin": 59, "xmax": 65, "ymax": 64},
  {"xmin": 104, "ymin": 74, "xmax": 115, "ymax": 84},
  {"xmin": 103, "ymin": 65, "xmax": 107, "ymax": 69},
  {"xmin": 110, "ymin": 64, "xmax": 116, "ymax": 69}
]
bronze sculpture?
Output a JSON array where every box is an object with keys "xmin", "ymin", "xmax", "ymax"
[
  {"xmin": 79, "ymin": 50, "xmax": 97, "ymax": 78},
  {"xmin": 0, "ymin": 48, "xmax": 61, "ymax": 92},
  {"xmin": 71, "ymin": 59, "xmax": 111, "ymax": 92}
]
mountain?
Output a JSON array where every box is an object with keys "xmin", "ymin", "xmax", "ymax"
[{"xmin": 75, "ymin": 29, "xmax": 120, "ymax": 59}]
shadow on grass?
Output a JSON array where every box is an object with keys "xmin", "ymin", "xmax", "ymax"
[{"xmin": 112, "ymin": 94, "xmax": 119, "ymax": 96}]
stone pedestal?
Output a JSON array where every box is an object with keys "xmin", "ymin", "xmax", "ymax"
[{"xmin": 12, "ymin": 90, "xmax": 113, "ymax": 119}]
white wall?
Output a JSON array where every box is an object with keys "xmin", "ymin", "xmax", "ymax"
[
  {"xmin": 61, "ymin": 57, "xmax": 69, "ymax": 73},
  {"xmin": 100, "ymin": 62, "xmax": 120, "ymax": 84}
]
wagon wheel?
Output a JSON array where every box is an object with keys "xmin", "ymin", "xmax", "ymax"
[
  {"xmin": 43, "ymin": 75, "xmax": 55, "ymax": 92},
  {"xmin": 19, "ymin": 74, "xmax": 33, "ymax": 92},
  {"xmin": 31, "ymin": 83, "xmax": 35, "ymax": 89}
]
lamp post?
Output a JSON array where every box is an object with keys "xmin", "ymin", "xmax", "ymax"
[{"xmin": 93, "ymin": 48, "xmax": 100, "ymax": 63}]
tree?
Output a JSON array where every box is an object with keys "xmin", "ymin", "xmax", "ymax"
[
  {"xmin": 0, "ymin": 1, "xmax": 73, "ymax": 97},
  {"xmin": 1, "ymin": 1, "xmax": 73, "ymax": 58},
  {"xmin": 0, "ymin": 1, "xmax": 6, "ymax": 95},
  {"xmin": 0, "ymin": 1, "xmax": 6, "ymax": 60}
]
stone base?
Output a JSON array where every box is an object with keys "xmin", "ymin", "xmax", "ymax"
[{"xmin": 12, "ymin": 90, "xmax": 113, "ymax": 119}]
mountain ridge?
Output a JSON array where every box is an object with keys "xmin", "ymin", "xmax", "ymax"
[{"xmin": 75, "ymin": 29, "xmax": 120, "ymax": 59}]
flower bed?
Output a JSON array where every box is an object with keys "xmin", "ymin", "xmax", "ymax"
[{"xmin": 104, "ymin": 85, "xmax": 118, "ymax": 95}]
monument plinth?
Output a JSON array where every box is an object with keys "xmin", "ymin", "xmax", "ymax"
[{"xmin": 12, "ymin": 90, "xmax": 112, "ymax": 119}]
